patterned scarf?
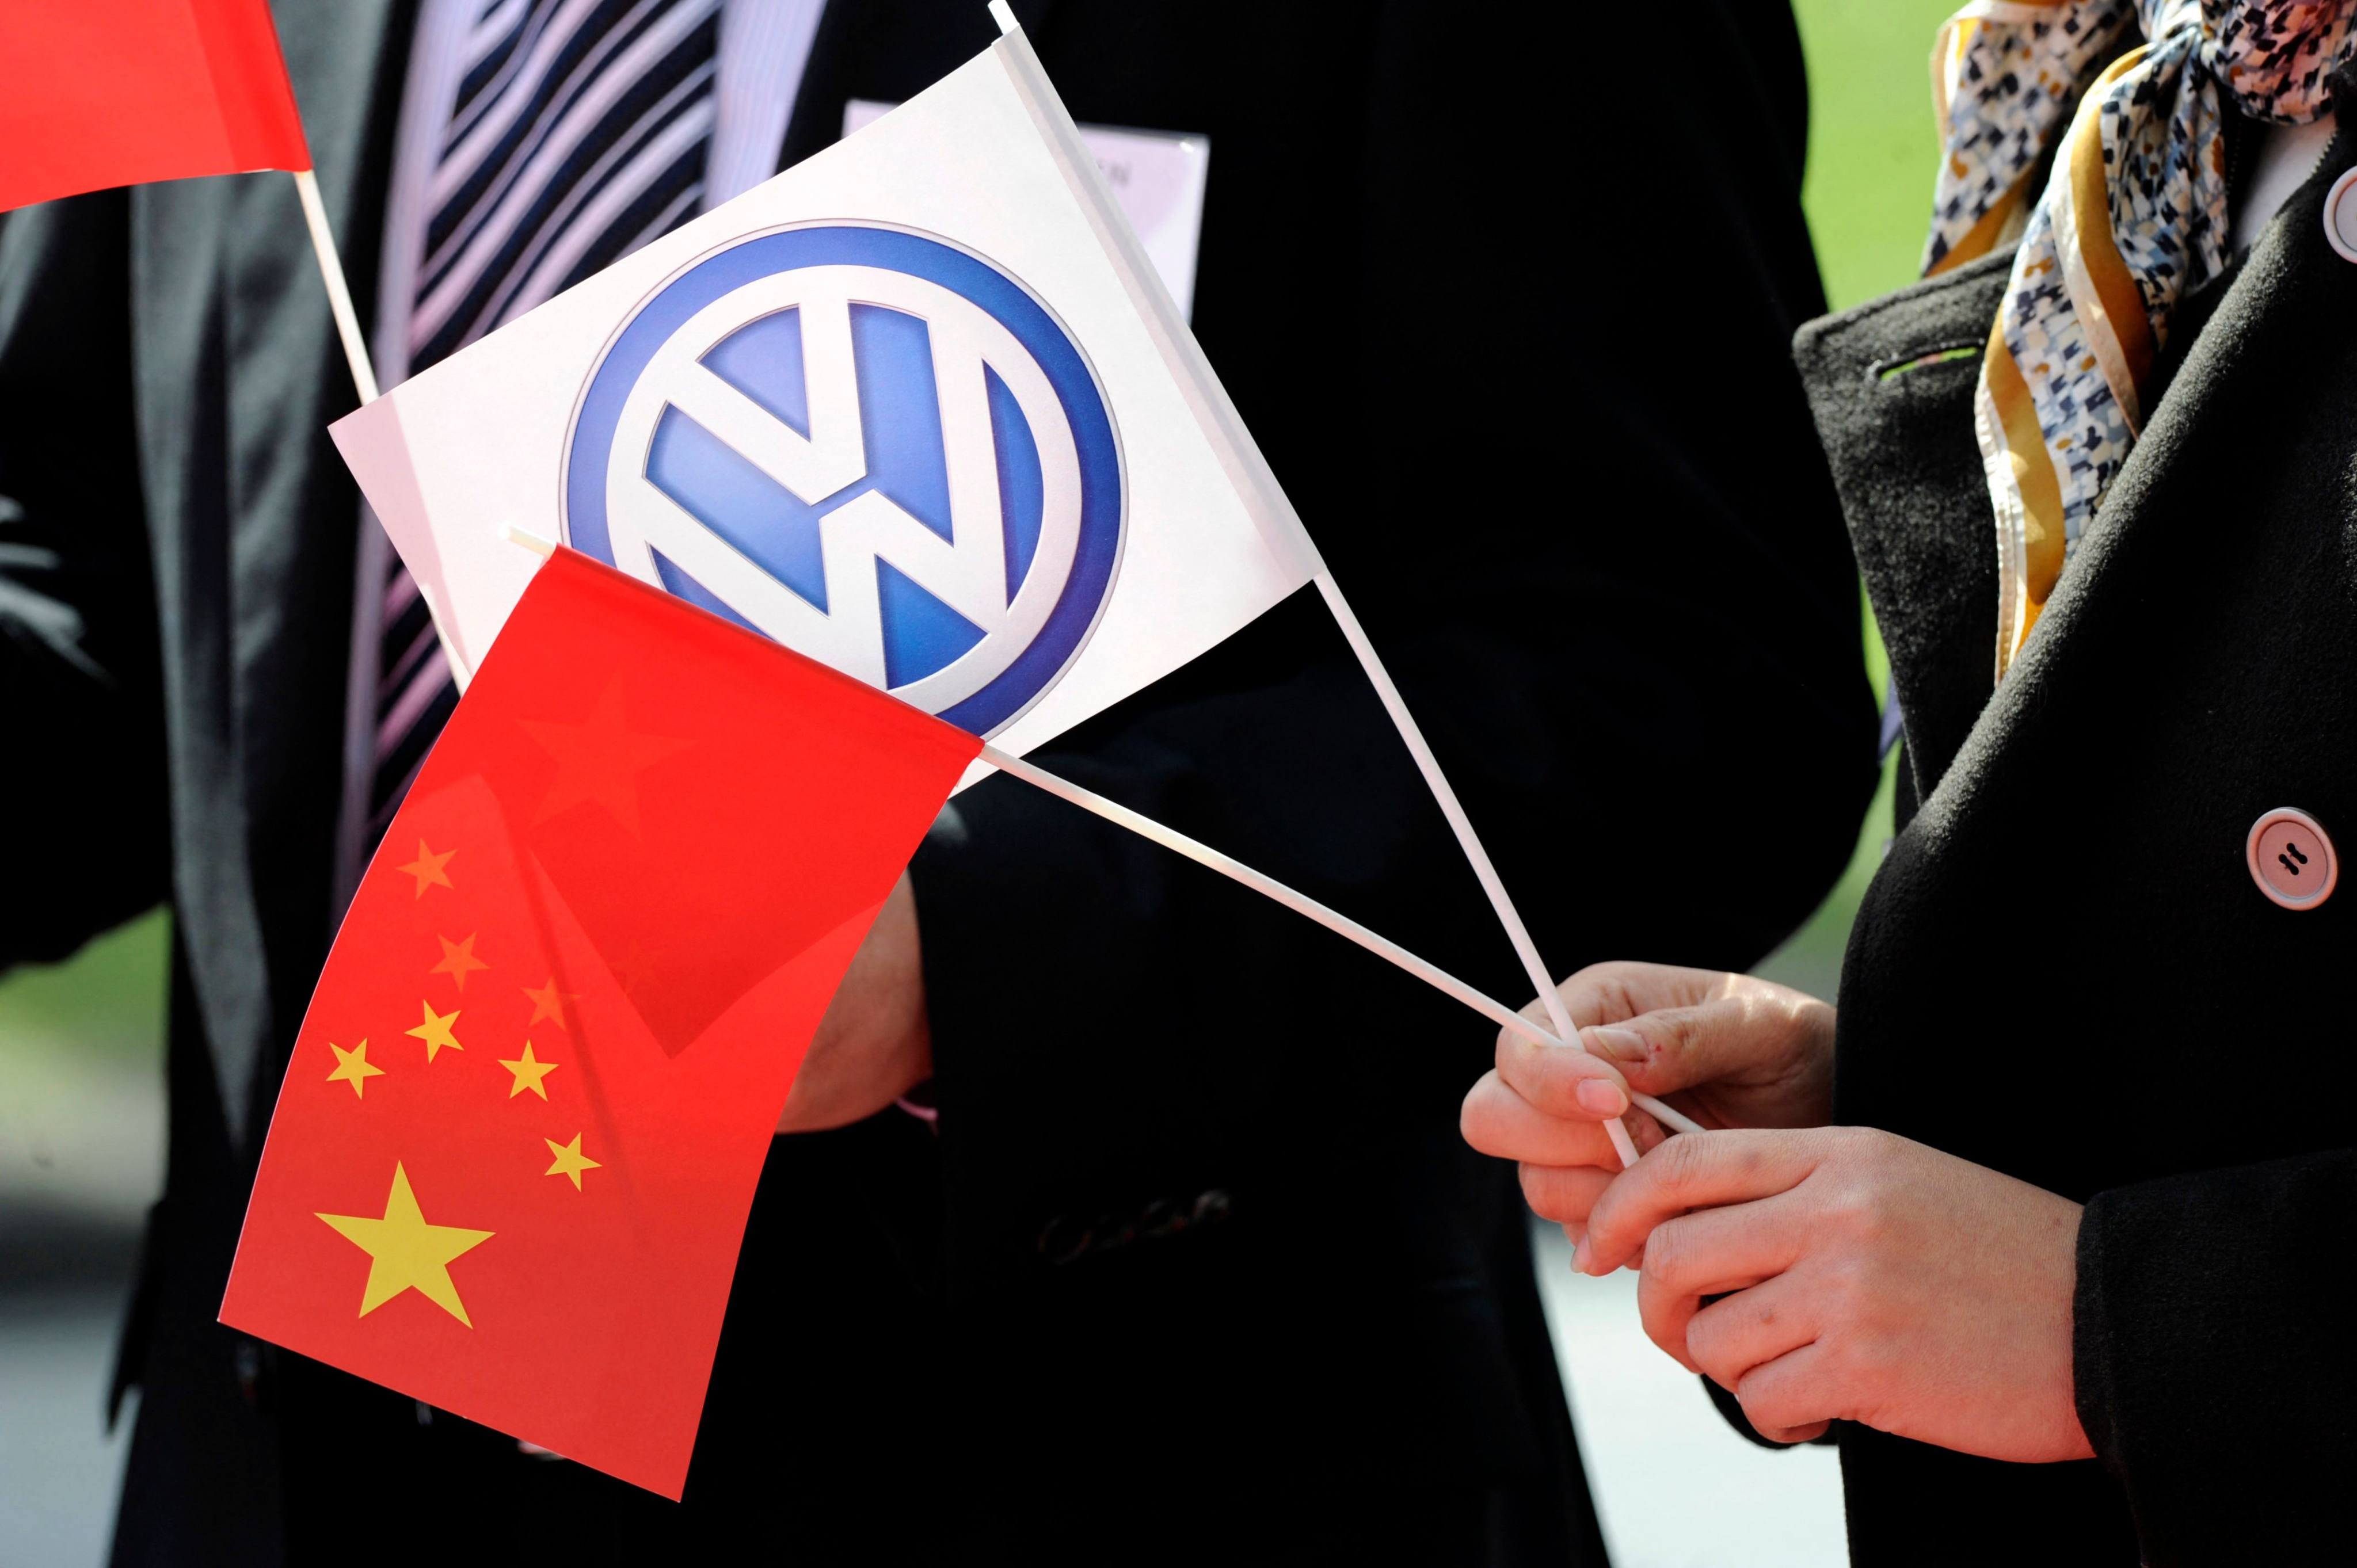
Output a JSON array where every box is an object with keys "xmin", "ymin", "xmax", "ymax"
[{"xmin": 1926, "ymin": 1, "xmax": 2356, "ymax": 678}]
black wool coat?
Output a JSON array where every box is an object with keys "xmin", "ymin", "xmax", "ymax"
[{"xmin": 1792, "ymin": 76, "xmax": 2357, "ymax": 1568}]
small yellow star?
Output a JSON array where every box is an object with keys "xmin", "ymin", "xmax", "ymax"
[
  {"xmin": 431, "ymin": 933, "xmax": 489, "ymax": 990},
  {"xmin": 325, "ymin": 1039, "xmax": 384, "ymax": 1099},
  {"xmin": 543, "ymin": 1134, "xmax": 601, "ymax": 1191},
  {"xmin": 395, "ymin": 840, "xmax": 455, "ymax": 898},
  {"xmin": 496, "ymin": 1041, "xmax": 559, "ymax": 1100},
  {"xmin": 406, "ymin": 1000, "xmax": 464, "ymax": 1062},
  {"xmin": 522, "ymin": 977, "xmax": 571, "ymax": 1031},
  {"xmin": 317, "ymin": 1162, "xmax": 493, "ymax": 1326}
]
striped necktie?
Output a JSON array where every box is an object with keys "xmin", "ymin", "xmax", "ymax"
[{"xmin": 369, "ymin": 0, "xmax": 721, "ymax": 841}]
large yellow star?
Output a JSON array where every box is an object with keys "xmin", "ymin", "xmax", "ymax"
[
  {"xmin": 497, "ymin": 1041, "xmax": 559, "ymax": 1100},
  {"xmin": 317, "ymin": 1162, "xmax": 494, "ymax": 1325},
  {"xmin": 431, "ymin": 933, "xmax": 489, "ymax": 990},
  {"xmin": 522, "ymin": 977, "xmax": 571, "ymax": 1031},
  {"xmin": 325, "ymin": 1039, "xmax": 384, "ymax": 1099},
  {"xmin": 543, "ymin": 1134, "xmax": 601, "ymax": 1191},
  {"xmin": 406, "ymin": 999, "xmax": 464, "ymax": 1061},
  {"xmin": 395, "ymin": 839, "xmax": 455, "ymax": 898},
  {"xmin": 521, "ymin": 682, "xmax": 690, "ymax": 834}
]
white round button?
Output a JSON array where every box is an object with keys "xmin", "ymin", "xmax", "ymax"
[{"xmin": 2325, "ymin": 167, "xmax": 2357, "ymax": 264}]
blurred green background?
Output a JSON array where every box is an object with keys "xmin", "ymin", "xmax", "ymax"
[{"xmin": 1749, "ymin": 0, "xmax": 1959, "ymax": 1001}]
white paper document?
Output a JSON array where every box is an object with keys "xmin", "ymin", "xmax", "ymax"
[{"xmin": 844, "ymin": 97, "xmax": 1209, "ymax": 320}]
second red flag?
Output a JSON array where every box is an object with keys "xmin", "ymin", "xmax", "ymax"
[{"xmin": 219, "ymin": 548, "xmax": 979, "ymax": 1497}]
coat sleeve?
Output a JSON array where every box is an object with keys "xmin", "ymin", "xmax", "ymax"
[
  {"xmin": 0, "ymin": 193, "xmax": 170, "ymax": 969},
  {"xmin": 2072, "ymin": 1149, "xmax": 2357, "ymax": 1565},
  {"xmin": 908, "ymin": 0, "xmax": 1878, "ymax": 1288}
]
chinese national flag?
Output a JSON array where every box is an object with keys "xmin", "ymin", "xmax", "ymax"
[
  {"xmin": 0, "ymin": 0, "xmax": 310, "ymax": 213},
  {"xmin": 219, "ymin": 548, "xmax": 980, "ymax": 1497}
]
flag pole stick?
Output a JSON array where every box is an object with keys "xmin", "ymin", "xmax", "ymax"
[
  {"xmin": 502, "ymin": 523, "xmax": 1673, "ymax": 1131},
  {"xmin": 291, "ymin": 169, "xmax": 380, "ymax": 404},
  {"xmin": 499, "ymin": 527, "xmax": 1692, "ymax": 1139},
  {"xmin": 985, "ymin": 0, "xmax": 1633, "ymax": 1165},
  {"xmin": 978, "ymin": 741, "xmax": 1701, "ymax": 1140},
  {"xmin": 1308, "ymin": 574, "xmax": 1642, "ymax": 1165}
]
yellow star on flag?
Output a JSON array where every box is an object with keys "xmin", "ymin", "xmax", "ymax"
[
  {"xmin": 497, "ymin": 1041, "xmax": 559, "ymax": 1100},
  {"xmin": 543, "ymin": 1134, "xmax": 601, "ymax": 1191},
  {"xmin": 431, "ymin": 932, "xmax": 489, "ymax": 990},
  {"xmin": 395, "ymin": 839, "xmax": 455, "ymax": 898},
  {"xmin": 325, "ymin": 1039, "xmax": 384, "ymax": 1099},
  {"xmin": 406, "ymin": 1000, "xmax": 464, "ymax": 1061},
  {"xmin": 316, "ymin": 1162, "xmax": 494, "ymax": 1325},
  {"xmin": 523, "ymin": 976, "xmax": 571, "ymax": 1030}
]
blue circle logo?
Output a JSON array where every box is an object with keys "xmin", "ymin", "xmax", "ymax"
[{"xmin": 563, "ymin": 223, "xmax": 1125, "ymax": 737}]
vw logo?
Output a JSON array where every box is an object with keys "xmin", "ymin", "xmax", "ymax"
[{"xmin": 562, "ymin": 223, "xmax": 1125, "ymax": 737}]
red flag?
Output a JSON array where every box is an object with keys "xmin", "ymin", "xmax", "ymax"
[
  {"xmin": 218, "ymin": 548, "xmax": 979, "ymax": 1497},
  {"xmin": 0, "ymin": 0, "xmax": 310, "ymax": 212}
]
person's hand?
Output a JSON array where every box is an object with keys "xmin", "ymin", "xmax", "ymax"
[
  {"xmin": 1567, "ymin": 961, "xmax": 1837, "ymax": 1133},
  {"xmin": 1460, "ymin": 962, "xmax": 1836, "ymax": 1235},
  {"xmin": 1579, "ymin": 1125, "xmax": 2091, "ymax": 1461},
  {"xmin": 775, "ymin": 873, "xmax": 931, "ymax": 1132}
]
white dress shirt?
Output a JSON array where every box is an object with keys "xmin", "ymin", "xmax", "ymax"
[
  {"xmin": 2231, "ymin": 115, "xmax": 2339, "ymax": 255},
  {"xmin": 337, "ymin": 0, "xmax": 827, "ymax": 906},
  {"xmin": 372, "ymin": 0, "xmax": 827, "ymax": 391}
]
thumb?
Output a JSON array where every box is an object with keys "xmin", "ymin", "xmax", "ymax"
[{"xmin": 1492, "ymin": 1019, "xmax": 1637, "ymax": 1124}]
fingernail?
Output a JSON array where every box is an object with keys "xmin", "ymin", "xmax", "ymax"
[
  {"xmin": 1587, "ymin": 1026, "xmax": 1646, "ymax": 1062},
  {"xmin": 1571, "ymin": 1237, "xmax": 1591, "ymax": 1274},
  {"xmin": 1575, "ymin": 1078, "xmax": 1628, "ymax": 1118}
]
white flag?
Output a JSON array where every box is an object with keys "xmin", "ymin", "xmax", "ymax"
[{"xmin": 332, "ymin": 29, "xmax": 1319, "ymax": 777}]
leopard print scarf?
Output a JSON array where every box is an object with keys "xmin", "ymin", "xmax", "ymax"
[{"xmin": 1926, "ymin": 1, "xmax": 2355, "ymax": 678}]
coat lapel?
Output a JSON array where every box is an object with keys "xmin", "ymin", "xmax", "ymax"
[
  {"xmin": 1792, "ymin": 254, "xmax": 2009, "ymax": 804},
  {"xmin": 134, "ymin": 0, "xmax": 412, "ymax": 1148},
  {"xmin": 1798, "ymin": 93, "xmax": 2355, "ymax": 823},
  {"xmin": 1928, "ymin": 104, "xmax": 2354, "ymax": 829}
]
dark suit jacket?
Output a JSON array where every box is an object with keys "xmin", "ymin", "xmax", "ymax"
[
  {"xmin": 0, "ymin": 2, "xmax": 1874, "ymax": 1562},
  {"xmin": 1792, "ymin": 74, "xmax": 2357, "ymax": 1568}
]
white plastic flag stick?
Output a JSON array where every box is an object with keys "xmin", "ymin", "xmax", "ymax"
[
  {"xmin": 499, "ymin": 524, "xmax": 1696, "ymax": 1139},
  {"xmin": 983, "ymin": 2, "xmax": 1638, "ymax": 1167},
  {"xmin": 1310, "ymin": 575, "xmax": 1642, "ymax": 1168},
  {"xmin": 292, "ymin": 169, "xmax": 380, "ymax": 404},
  {"xmin": 976, "ymin": 742, "xmax": 1703, "ymax": 1139}
]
